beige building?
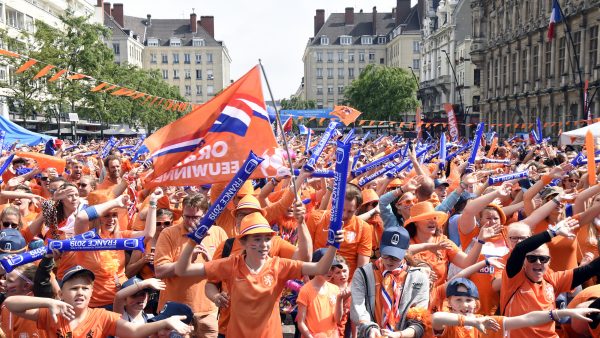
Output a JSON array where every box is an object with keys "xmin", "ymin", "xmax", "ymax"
[
  {"xmin": 302, "ymin": 0, "xmax": 421, "ymax": 110},
  {"xmin": 124, "ymin": 11, "xmax": 231, "ymax": 105},
  {"xmin": 103, "ymin": 3, "xmax": 143, "ymax": 68},
  {"xmin": 470, "ymin": 0, "xmax": 600, "ymax": 138}
]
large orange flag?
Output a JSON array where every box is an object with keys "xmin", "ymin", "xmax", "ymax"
[
  {"xmin": 330, "ymin": 105, "xmax": 362, "ymax": 126},
  {"xmin": 143, "ymin": 66, "xmax": 280, "ymax": 187}
]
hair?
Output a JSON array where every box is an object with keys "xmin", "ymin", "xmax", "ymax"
[
  {"xmin": 56, "ymin": 182, "xmax": 78, "ymax": 223},
  {"xmin": 79, "ymin": 175, "xmax": 97, "ymax": 190},
  {"xmin": 14, "ymin": 185, "xmax": 32, "ymax": 194},
  {"xmin": 13, "ymin": 263, "xmax": 37, "ymax": 285},
  {"xmin": 12, "ymin": 158, "xmax": 27, "ymax": 166},
  {"xmin": 182, "ymin": 193, "xmax": 210, "ymax": 212},
  {"xmin": 415, "ymin": 177, "xmax": 434, "ymax": 201},
  {"xmin": 156, "ymin": 208, "xmax": 174, "ymax": 220},
  {"xmin": 1, "ymin": 206, "xmax": 23, "ymax": 229},
  {"xmin": 345, "ymin": 183, "xmax": 363, "ymax": 207},
  {"xmin": 48, "ymin": 176, "xmax": 67, "ymax": 186},
  {"xmin": 103, "ymin": 154, "xmax": 122, "ymax": 168}
]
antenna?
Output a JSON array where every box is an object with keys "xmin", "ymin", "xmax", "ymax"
[{"xmin": 192, "ymin": 8, "xmax": 195, "ymax": 14}]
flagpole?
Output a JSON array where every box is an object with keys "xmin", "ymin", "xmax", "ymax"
[{"xmin": 258, "ymin": 60, "xmax": 299, "ymax": 200}]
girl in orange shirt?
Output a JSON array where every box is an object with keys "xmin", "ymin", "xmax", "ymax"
[{"xmin": 174, "ymin": 212, "xmax": 342, "ymax": 338}]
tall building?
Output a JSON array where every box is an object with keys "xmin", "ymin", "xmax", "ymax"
[
  {"xmin": 302, "ymin": 0, "xmax": 421, "ymax": 112},
  {"xmin": 470, "ymin": 0, "xmax": 599, "ymax": 138},
  {"xmin": 124, "ymin": 10, "xmax": 231, "ymax": 105},
  {"xmin": 419, "ymin": 0, "xmax": 480, "ymax": 132},
  {"xmin": 103, "ymin": 3, "xmax": 143, "ymax": 67}
]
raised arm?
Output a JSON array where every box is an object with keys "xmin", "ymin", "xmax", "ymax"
[
  {"xmin": 4, "ymin": 295, "xmax": 72, "ymax": 322},
  {"xmin": 113, "ymin": 278, "xmax": 165, "ymax": 314},
  {"xmin": 520, "ymin": 194, "xmax": 571, "ymax": 231},
  {"xmin": 523, "ymin": 163, "xmax": 571, "ymax": 216},
  {"xmin": 75, "ymin": 194, "xmax": 130, "ymax": 235},
  {"xmin": 173, "ymin": 240, "xmax": 207, "ymax": 278},
  {"xmin": 129, "ymin": 188, "xmax": 162, "ymax": 239},
  {"xmin": 574, "ymin": 184, "xmax": 600, "ymax": 214},
  {"xmin": 460, "ymin": 184, "xmax": 511, "ymax": 235}
]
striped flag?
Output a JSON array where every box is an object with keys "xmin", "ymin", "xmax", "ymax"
[{"xmin": 547, "ymin": 0, "xmax": 562, "ymax": 41}]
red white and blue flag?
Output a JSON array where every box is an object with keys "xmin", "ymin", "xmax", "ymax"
[{"xmin": 547, "ymin": 0, "xmax": 562, "ymax": 41}]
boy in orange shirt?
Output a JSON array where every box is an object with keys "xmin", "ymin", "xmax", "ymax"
[{"xmin": 297, "ymin": 248, "xmax": 350, "ymax": 338}]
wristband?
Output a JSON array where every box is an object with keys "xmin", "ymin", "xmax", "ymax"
[
  {"xmin": 541, "ymin": 175, "xmax": 553, "ymax": 185},
  {"xmin": 548, "ymin": 228, "xmax": 557, "ymax": 238},
  {"xmin": 474, "ymin": 238, "xmax": 485, "ymax": 245},
  {"xmin": 326, "ymin": 186, "xmax": 333, "ymax": 192},
  {"xmin": 83, "ymin": 206, "xmax": 99, "ymax": 221},
  {"xmin": 485, "ymin": 257, "xmax": 490, "ymax": 266}
]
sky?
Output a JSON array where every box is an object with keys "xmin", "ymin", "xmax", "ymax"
[{"xmin": 117, "ymin": 0, "xmax": 418, "ymax": 100}]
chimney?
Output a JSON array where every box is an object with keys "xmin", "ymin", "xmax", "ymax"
[
  {"xmin": 103, "ymin": 2, "xmax": 111, "ymax": 15},
  {"xmin": 200, "ymin": 16, "xmax": 214, "ymax": 37},
  {"xmin": 190, "ymin": 13, "xmax": 197, "ymax": 33},
  {"xmin": 97, "ymin": 0, "xmax": 103, "ymax": 8},
  {"xmin": 112, "ymin": 3, "xmax": 124, "ymax": 28},
  {"xmin": 372, "ymin": 6, "xmax": 377, "ymax": 35},
  {"xmin": 345, "ymin": 7, "xmax": 354, "ymax": 25},
  {"xmin": 396, "ymin": 0, "xmax": 410, "ymax": 25},
  {"xmin": 314, "ymin": 9, "xmax": 325, "ymax": 36},
  {"xmin": 146, "ymin": 14, "xmax": 151, "ymax": 26}
]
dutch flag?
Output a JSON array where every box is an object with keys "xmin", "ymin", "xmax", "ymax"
[{"xmin": 547, "ymin": 0, "xmax": 562, "ymax": 41}]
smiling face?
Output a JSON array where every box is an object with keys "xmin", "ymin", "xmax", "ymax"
[
  {"xmin": 101, "ymin": 208, "xmax": 120, "ymax": 234},
  {"xmin": 240, "ymin": 233, "xmax": 273, "ymax": 260},
  {"xmin": 524, "ymin": 245, "xmax": 550, "ymax": 282},
  {"xmin": 448, "ymin": 285, "xmax": 478, "ymax": 315}
]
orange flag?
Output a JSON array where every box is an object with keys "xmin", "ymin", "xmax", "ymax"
[
  {"xmin": 16, "ymin": 59, "xmax": 38, "ymax": 73},
  {"xmin": 0, "ymin": 48, "xmax": 19, "ymax": 58},
  {"xmin": 91, "ymin": 82, "xmax": 109, "ymax": 92},
  {"xmin": 359, "ymin": 120, "xmax": 367, "ymax": 126},
  {"xmin": 67, "ymin": 73, "xmax": 87, "ymax": 80},
  {"xmin": 586, "ymin": 130, "xmax": 596, "ymax": 186},
  {"xmin": 16, "ymin": 152, "xmax": 66, "ymax": 173},
  {"xmin": 330, "ymin": 105, "xmax": 362, "ymax": 126},
  {"xmin": 48, "ymin": 69, "xmax": 67, "ymax": 82},
  {"xmin": 32, "ymin": 65, "xmax": 55, "ymax": 79}
]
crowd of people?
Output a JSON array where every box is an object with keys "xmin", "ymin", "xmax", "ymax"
[{"xmin": 0, "ymin": 130, "xmax": 600, "ymax": 338}]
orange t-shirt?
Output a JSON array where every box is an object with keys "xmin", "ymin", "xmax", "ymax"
[
  {"xmin": 154, "ymin": 222, "xmax": 227, "ymax": 315},
  {"xmin": 576, "ymin": 223, "xmax": 599, "ymax": 261},
  {"xmin": 563, "ymin": 284, "xmax": 600, "ymax": 337},
  {"xmin": 1, "ymin": 304, "xmax": 47, "ymax": 338},
  {"xmin": 76, "ymin": 230, "xmax": 132, "ymax": 307},
  {"xmin": 204, "ymin": 255, "xmax": 303, "ymax": 338},
  {"xmin": 500, "ymin": 267, "xmax": 574, "ymax": 338},
  {"xmin": 308, "ymin": 210, "xmax": 372, "ymax": 278},
  {"xmin": 212, "ymin": 235, "xmax": 296, "ymax": 335},
  {"xmin": 410, "ymin": 235, "xmax": 459, "ymax": 287},
  {"xmin": 37, "ymin": 307, "xmax": 120, "ymax": 338},
  {"xmin": 434, "ymin": 315, "xmax": 505, "ymax": 338},
  {"xmin": 534, "ymin": 219, "xmax": 579, "ymax": 271},
  {"xmin": 297, "ymin": 280, "xmax": 340, "ymax": 338}
]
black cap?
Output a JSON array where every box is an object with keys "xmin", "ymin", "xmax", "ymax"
[
  {"xmin": 60, "ymin": 265, "xmax": 95, "ymax": 288},
  {"xmin": 148, "ymin": 301, "xmax": 194, "ymax": 325},
  {"xmin": 311, "ymin": 248, "xmax": 342, "ymax": 268}
]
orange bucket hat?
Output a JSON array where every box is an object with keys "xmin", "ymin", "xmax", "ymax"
[
  {"xmin": 232, "ymin": 194, "xmax": 266, "ymax": 217},
  {"xmin": 404, "ymin": 201, "xmax": 448, "ymax": 227},
  {"xmin": 360, "ymin": 189, "xmax": 379, "ymax": 207},
  {"xmin": 237, "ymin": 212, "xmax": 275, "ymax": 239},
  {"xmin": 388, "ymin": 178, "xmax": 403, "ymax": 188}
]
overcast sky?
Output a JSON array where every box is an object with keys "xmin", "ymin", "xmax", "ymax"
[{"xmin": 117, "ymin": 0, "xmax": 418, "ymax": 100}]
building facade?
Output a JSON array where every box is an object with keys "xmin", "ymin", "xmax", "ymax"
[
  {"xmin": 302, "ymin": 0, "xmax": 421, "ymax": 114},
  {"xmin": 124, "ymin": 10, "xmax": 231, "ymax": 105},
  {"xmin": 103, "ymin": 3, "xmax": 143, "ymax": 67},
  {"xmin": 470, "ymin": 0, "xmax": 600, "ymax": 138},
  {"xmin": 419, "ymin": 0, "xmax": 480, "ymax": 132}
]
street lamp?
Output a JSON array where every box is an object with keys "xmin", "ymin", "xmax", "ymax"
[{"xmin": 441, "ymin": 49, "xmax": 465, "ymax": 122}]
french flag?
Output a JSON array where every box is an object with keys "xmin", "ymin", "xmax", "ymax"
[{"xmin": 547, "ymin": 0, "xmax": 562, "ymax": 41}]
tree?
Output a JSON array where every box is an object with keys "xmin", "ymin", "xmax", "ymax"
[
  {"xmin": 280, "ymin": 96, "xmax": 317, "ymax": 110},
  {"xmin": 344, "ymin": 64, "xmax": 419, "ymax": 121}
]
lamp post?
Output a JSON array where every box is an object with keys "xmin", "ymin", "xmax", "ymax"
[{"xmin": 441, "ymin": 49, "xmax": 464, "ymax": 120}]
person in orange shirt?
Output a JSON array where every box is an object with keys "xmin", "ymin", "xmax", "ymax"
[
  {"xmin": 357, "ymin": 189, "xmax": 383, "ymax": 260},
  {"xmin": 97, "ymin": 155, "xmax": 122, "ymax": 191},
  {"xmin": 431, "ymin": 277, "xmax": 599, "ymax": 338},
  {"xmin": 4, "ymin": 265, "xmax": 192, "ymax": 338},
  {"xmin": 154, "ymin": 193, "xmax": 227, "ymax": 338},
  {"xmin": 76, "ymin": 175, "xmax": 97, "ymax": 204},
  {"xmin": 67, "ymin": 160, "xmax": 84, "ymax": 183},
  {"xmin": 174, "ymin": 212, "xmax": 342, "ymax": 338},
  {"xmin": 500, "ymin": 217, "xmax": 600, "ymax": 338},
  {"xmin": 329, "ymin": 257, "xmax": 352, "ymax": 338}
]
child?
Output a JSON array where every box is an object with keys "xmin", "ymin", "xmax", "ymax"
[
  {"xmin": 113, "ymin": 277, "xmax": 166, "ymax": 324},
  {"xmin": 329, "ymin": 257, "xmax": 352, "ymax": 338},
  {"xmin": 296, "ymin": 249, "xmax": 350, "ymax": 338},
  {"xmin": 430, "ymin": 277, "xmax": 600, "ymax": 337},
  {"xmin": 4, "ymin": 265, "xmax": 191, "ymax": 338}
]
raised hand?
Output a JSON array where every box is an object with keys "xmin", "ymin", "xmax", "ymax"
[
  {"xmin": 48, "ymin": 299, "xmax": 75, "ymax": 323},
  {"xmin": 478, "ymin": 219, "xmax": 502, "ymax": 241},
  {"xmin": 143, "ymin": 278, "xmax": 166, "ymax": 291},
  {"xmin": 164, "ymin": 315, "xmax": 193, "ymax": 335},
  {"xmin": 473, "ymin": 316, "xmax": 500, "ymax": 334},
  {"xmin": 552, "ymin": 217, "xmax": 579, "ymax": 239}
]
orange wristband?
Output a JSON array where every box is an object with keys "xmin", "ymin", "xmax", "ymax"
[{"xmin": 541, "ymin": 175, "xmax": 553, "ymax": 185}]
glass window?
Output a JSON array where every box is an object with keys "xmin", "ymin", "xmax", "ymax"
[
  {"xmin": 196, "ymin": 69, "xmax": 202, "ymax": 79},
  {"xmin": 185, "ymin": 85, "xmax": 191, "ymax": 96},
  {"xmin": 321, "ymin": 36, "xmax": 329, "ymax": 45},
  {"xmin": 173, "ymin": 53, "xmax": 180, "ymax": 64},
  {"xmin": 316, "ymin": 68, "xmax": 323, "ymax": 79},
  {"xmin": 359, "ymin": 52, "xmax": 365, "ymax": 62},
  {"xmin": 348, "ymin": 68, "xmax": 355, "ymax": 78},
  {"xmin": 192, "ymin": 38, "xmax": 205, "ymax": 47},
  {"xmin": 327, "ymin": 68, "xmax": 333, "ymax": 79},
  {"xmin": 184, "ymin": 53, "xmax": 191, "ymax": 64},
  {"xmin": 147, "ymin": 38, "xmax": 159, "ymax": 47},
  {"xmin": 195, "ymin": 53, "xmax": 202, "ymax": 64},
  {"xmin": 207, "ymin": 70, "xmax": 214, "ymax": 80},
  {"xmin": 185, "ymin": 69, "xmax": 191, "ymax": 79},
  {"xmin": 112, "ymin": 43, "xmax": 120, "ymax": 55},
  {"xmin": 150, "ymin": 53, "xmax": 157, "ymax": 63},
  {"xmin": 338, "ymin": 68, "xmax": 344, "ymax": 79},
  {"xmin": 207, "ymin": 85, "xmax": 214, "ymax": 95},
  {"xmin": 316, "ymin": 52, "xmax": 323, "ymax": 62},
  {"xmin": 327, "ymin": 52, "xmax": 333, "ymax": 62},
  {"xmin": 173, "ymin": 69, "xmax": 180, "ymax": 79},
  {"xmin": 361, "ymin": 36, "xmax": 373, "ymax": 45},
  {"xmin": 170, "ymin": 38, "xmax": 181, "ymax": 46},
  {"xmin": 162, "ymin": 54, "xmax": 168, "ymax": 64},
  {"xmin": 340, "ymin": 36, "xmax": 352, "ymax": 45},
  {"xmin": 162, "ymin": 69, "xmax": 168, "ymax": 79},
  {"xmin": 338, "ymin": 52, "xmax": 344, "ymax": 62},
  {"xmin": 207, "ymin": 53, "xmax": 213, "ymax": 63},
  {"xmin": 196, "ymin": 85, "xmax": 202, "ymax": 95}
]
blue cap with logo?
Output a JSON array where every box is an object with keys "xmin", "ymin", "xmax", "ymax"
[
  {"xmin": 379, "ymin": 226, "xmax": 410, "ymax": 260},
  {"xmin": 446, "ymin": 277, "xmax": 479, "ymax": 299},
  {"xmin": 0, "ymin": 228, "xmax": 27, "ymax": 259}
]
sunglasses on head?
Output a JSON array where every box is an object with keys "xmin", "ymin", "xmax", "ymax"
[
  {"xmin": 525, "ymin": 254, "xmax": 551, "ymax": 264},
  {"xmin": 2, "ymin": 222, "xmax": 19, "ymax": 229},
  {"xmin": 156, "ymin": 221, "xmax": 172, "ymax": 227}
]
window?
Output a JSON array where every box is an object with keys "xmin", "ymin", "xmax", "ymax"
[
  {"xmin": 184, "ymin": 53, "xmax": 191, "ymax": 64},
  {"xmin": 192, "ymin": 38, "xmax": 205, "ymax": 47},
  {"xmin": 161, "ymin": 54, "xmax": 168, "ymax": 64},
  {"xmin": 533, "ymin": 45, "xmax": 539, "ymax": 80},
  {"xmin": 558, "ymin": 37, "xmax": 566, "ymax": 75},
  {"xmin": 25, "ymin": 15, "xmax": 34, "ymax": 33},
  {"xmin": 348, "ymin": 68, "xmax": 355, "ymax": 78},
  {"xmin": 6, "ymin": 7, "xmax": 24, "ymax": 30},
  {"xmin": 573, "ymin": 31, "xmax": 581, "ymax": 65},
  {"xmin": 503, "ymin": 55, "xmax": 508, "ymax": 86},
  {"xmin": 321, "ymin": 36, "xmax": 329, "ymax": 45},
  {"xmin": 184, "ymin": 69, "xmax": 191, "ymax": 79},
  {"xmin": 112, "ymin": 43, "xmax": 120, "ymax": 55},
  {"xmin": 338, "ymin": 85, "xmax": 344, "ymax": 94},
  {"xmin": 348, "ymin": 52, "xmax": 355, "ymax": 62},
  {"xmin": 147, "ymin": 38, "xmax": 159, "ymax": 47},
  {"xmin": 474, "ymin": 69, "xmax": 481, "ymax": 86},
  {"xmin": 338, "ymin": 68, "xmax": 344, "ymax": 79},
  {"xmin": 521, "ymin": 50, "xmax": 528, "ymax": 83},
  {"xmin": 327, "ymin": 68, "xmax": 333, "ymax": 79},
  {"xmin": 195, "ymin": 53, "xmax": 202, "ymax": 64},
  {"xmin": 359, "ymin": 52, "xmax": 365, "ymax": 62},
  {"xmin": 207, "ymin": 85, "xmax": 214, "ymax": 95},
  {"xmin": 316, "ymin": 68, "xmax": 323, "ymax": 79},
  {"xmin": 359, "ymin": 67, "xmax": 364, "ymax": 74},
  {"xmin": 317, "ymin": 85, "xmax": 323, "ymax": 95},
  {"xmin": 511, "ymin": 53, "xmax": 517, "ymax": 85},
  {"xmin": 0, "ymin": 4, "xmax": 3, "ymax": 23},
  {"xmin": 361, "ymin": 36, "xmax": 373, "ymax": 45},
  {"xmin": 170, "ymin": 38, "xmax": 181, "ymax": 46},
  {"xmin": 327, "ymin": 52, "xmax": 333, "ymax": 63},
  {"xmin": 327, "ymin": 85, "xmax": 333, "ymax": 94},
  {"xmin": 368, "ymin": 53, "xmax": 375, "ymax": 61},
  {"xmin": 207, "ymin": 53, "xmax": 213, "ymax": 63},
  {"xmin": 173, "ymin": 53, "xmax": 180, "ymax": 64},
  {"xmin": 377, "ymin": 36, "xmax": 386, "ymax": 44},
  {"xmin": 412, "ymin": 59, "xmax": 420, "ymax": 69},
  {"xmin": 544, "ymin": 42, "xmax": 551, "ymax": 78},
  {"xmin": 340, "ymin": 35, "xmax": 352, "ymax": 45},
  {"xmin": 150, "ymin": 53, "xmax": 157, "ymax": 63},
  {"xmin": 196, "ymin": 69, "xmax": 202, "ymax": 80},
  {"xmin": 162, "ymin": 69, "xmax": 168, "ymax": 79},
  {"xmin": 196, "ymin": 85, "xmax": 202, "ymax": 95},
  {"xmin": 316, "ymin": 52, "xmax": 323, "ymax": 62},
  {"xmin": 185, "ymin": 85, "xmax": 191, "ymax": 96},
  {"xmin": 207, "ymin": 70, "xmax": 214, "ymax": 80},
  {"xmin": 590, "ymin": 26, "xmax": 598, "ymax": 73},
  {"xmin": 338, "ymin": 52, "xmax": 344, "ymax": 62},
  {"xmin": 173, "ymin": 69, "xmax": 180, "ymax": 79},
  {"xmin": 0, "ymin": 68, "xmax": 7, "ymax": 82},
  {"xmin": 494, "ymin": 59, "xmax": 499, "ymax": 88}
]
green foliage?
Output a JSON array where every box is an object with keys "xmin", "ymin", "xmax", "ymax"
[
  {"xmin": 344, "ymin": 64, "xmax": 419, "ymax": 121},
  {"xmin": 281, "ymin": 96, "xmax": 317, "ymax": 110}
]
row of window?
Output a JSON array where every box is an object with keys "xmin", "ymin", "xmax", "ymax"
[
  {"xmin": 183, "ymin": 84, "xmax": 214, "ymax": 96},
  {"xmin": 112, "ymin": 43, "xmax": 143, "ymax": 63},
  {"xmin": 320, "ymin": 35, "xmax": 386, "ymax": 46},
  {"xmin": 3, "ymin": 5, "xmax": 35, "ymax": 33},
  {"xmin": 147, "ymin": 37, "xmax": 206, "ymax": 47},
  {"xmin": 161, "ymin": 69, "xmax": 215, "ymax": 80},
  {"xmin": 150, "ymin": 52, "xmax": 213, "ymax": 64},
  {"xmin": 316, "ymin": 85, "xmax": 345, "ymax": 95},
  {"xmin": 315, "ymin": 51, "xmax": 381, "ymax": 63}
]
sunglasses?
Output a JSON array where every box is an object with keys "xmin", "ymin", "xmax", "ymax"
[
  {"xmin": 509, "ymin": 236, "xmax": 528, "ymax": 242},
  {"xmin": 566, "ymin": 178, "xmax": 579, "ymax": 183},
  {"xmin": 2, "ymin": 222, "xmax": 19, "ymax": 229},
  {"xmin": 78, "ymin": 183, "xmax": 89, "ymax": 188},
  {"xmin": 40, "ymin": 177, "xmax": 49, "ymax": 182},
  {"xmin": 183, "ymin": 215, "xmax": 203, "ymax": 222},
  {"xmin": 156, "ymin": 221, "xmax": 172, "ymax": 227},
  {"xmin": 525, "ymin": 255, "xmax": 551, "ymax": 264},
  {"xmin": 365, "ymin": 202, "xmax": 378, "ymax": 209}
]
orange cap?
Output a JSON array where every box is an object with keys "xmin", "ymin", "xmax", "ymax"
[{"xmin": 361, "ymin": 189, "xmax": 379, "ymax": 207}]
